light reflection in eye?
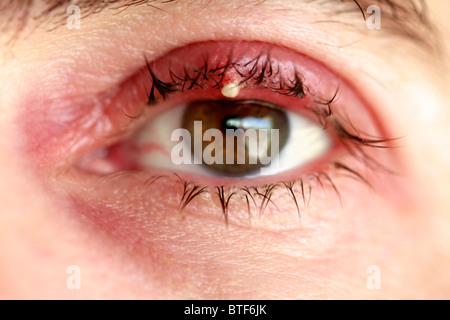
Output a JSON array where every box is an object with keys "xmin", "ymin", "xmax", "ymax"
[
  {"xmin": 224, "ymin": 117, "xmax": 271, "ymax": 130},
  {"xmin": 118, "ymin": 99, "xmax": 331, "ymax": 178}
]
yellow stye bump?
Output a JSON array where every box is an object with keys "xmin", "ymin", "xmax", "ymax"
[{"xmin": 221, "ymin": 83, "xmax": 241, "ymax": 98}]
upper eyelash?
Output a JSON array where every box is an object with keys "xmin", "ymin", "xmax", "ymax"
[
  {"xmin": 144, "ymin": 51, "xmax": 312, "ymax": 106},
  {"xmin": 143, "ymin": 50, "xmax": 393, "ymax": 155},
  {"xmin": 143, "ymin": 49, "xmax": 341, "ymax": 130}
]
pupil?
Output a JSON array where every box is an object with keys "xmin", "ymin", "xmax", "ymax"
[{"xmin": 182, "ymin": 100, "xmax": 290, "ymax": 176}]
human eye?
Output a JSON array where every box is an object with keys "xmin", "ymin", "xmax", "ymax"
[
  {"xmin": 115, "ymin": 97, "xmax": 331, "ymax": 178},
  {"xmin": 6, "ymin": 0, "xmax": 441, "ymax": 299},
  {"xmin": 68, "ymin": 39, "xmax": 392, "ymax": 225},
  {"xmin": 83, "ymin": 42, "xmax": 336, "ymax": 178}
]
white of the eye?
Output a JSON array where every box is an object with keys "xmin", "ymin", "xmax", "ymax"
[
  {"xmin": 132, "ymin": 104, "xmax": 331, "ymax": 177},
  {"xmin": 258, "ymin": 113, "xmax": 330, "ymax": 176}
]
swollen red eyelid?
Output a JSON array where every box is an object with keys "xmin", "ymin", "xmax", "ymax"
[{"xmin": 141, "ymin": 41, "xmax": 341, "ymax": 101}]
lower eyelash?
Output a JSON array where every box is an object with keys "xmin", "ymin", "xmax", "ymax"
[{"xmin": 118, "ymin": 157, "xmax": 378, "ymax": 226}]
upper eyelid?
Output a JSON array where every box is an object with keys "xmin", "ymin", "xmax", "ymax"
[{"xmin": 0, "ymin": 0, "xmax": 440, "ymax": 53}]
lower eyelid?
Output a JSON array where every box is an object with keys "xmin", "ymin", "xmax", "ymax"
[
  {"xmin": 59, "ymin": 172, "xmax": 347, "ymax": 264},
  {"xmin": 57, "ymin": 138, "xmax": 400, "ymax": 252}
]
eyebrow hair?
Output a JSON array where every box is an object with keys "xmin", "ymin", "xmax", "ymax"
[
  {"xmin": 0, "ymin": 0, "xmax": 439, "ymax": 50},
  {"xmin": 342, "ymin": 0, "xmax": 438, "ymax": 50}
]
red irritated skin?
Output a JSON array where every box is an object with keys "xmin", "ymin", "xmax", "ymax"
[
  {"xmin": 2, "ymin": 0, "xmax": 448, "ymax": 299},
  {"xmin": 16, "ymin": 40, "xmax": 407, "ymax": 298}
]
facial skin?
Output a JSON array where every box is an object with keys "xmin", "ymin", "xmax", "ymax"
[{"xmin": 0, "ymin": 0, "xmax": 449, "ymax": 299}]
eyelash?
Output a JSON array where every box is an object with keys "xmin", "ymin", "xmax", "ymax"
[
  {"xmin": 144, "ymin": 52, "xmax": 309, "ymax": 105},
  {"xmin": 131, "ymin": 158, "xmax": 381, "ymax": 226},
  {"xmin": 99, "ymin": 49, "xmax": 396, "ymax": 224}
]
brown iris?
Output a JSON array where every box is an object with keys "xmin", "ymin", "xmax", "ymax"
[{"xmin": 182, "ymin": 100, "xmax": 289, "ymax": 176}]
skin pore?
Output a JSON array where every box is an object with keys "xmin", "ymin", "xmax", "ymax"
[{"xmin": 0, "ymin": 0, "xmax": 449, "ymax": 299}]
